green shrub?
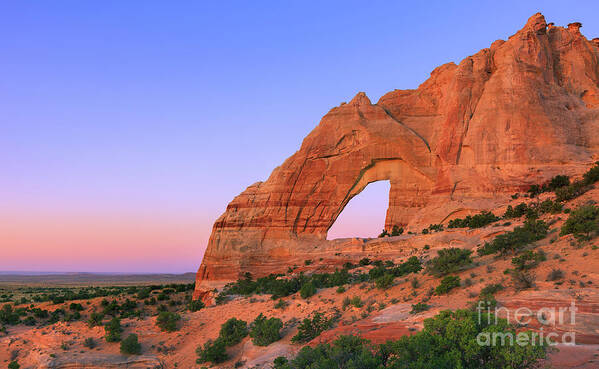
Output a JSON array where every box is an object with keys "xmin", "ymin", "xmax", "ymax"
[
  {"xmin": 156, "ymin": 311, "xmax": 180, "ymax": 332},
  {"xmin": 448, "ymin": 211, "xmax": 499, "ymax": 229},
  {"xmin": 549, "ymin": 175, "xmax": 570, "ymax": 190},
  {"xmin": 8, "ymin": 361, "xmax": 20, "ymax": 369},
  {"xmin": 427, "ymin": 248, "xmax": 472, "ymax": 276},
  {"xmin": 187, "ymin": 299, "xmax": 205, "ymax": 312},
  {"xmin": 511, "ymin": 250, "xmax": 546, "ymax": 270},
  {"xmin": 104, "ymin": 317, "xmax": 122, "ymax": 342},
  {"xmin": 249, "ymin": 313, "xmax": 282, "ymax": 346},
  {"xmin": 560, "ymin": 204, "xmax": 599, "ymax": 241},
  {"xmin": 0, "ymin": 305, "xmax": 20, "ymax": 325},
  {"xmin": 374, "ymin": 273, "xmax": 395, "ymax": 289},
  {"xmin": 378, "ymin": 229, "xmax": 390, "ymax": 237},
  {"xmin": 83, "ymin": 337, "xmax": 96, "ymax": 349},
  {"xmin": 511, "ymin": 270, "xmax": 535, "ymax": 290},
  {"xmin": 503, "ymin": 203, "xmax": 529, "ymax": 219},
  {"xmin": 87, "ymin": 312, "xmax": 104, "ymax": 327},
  {"xmin": 555, "ymin": 180, "xmax": 588, "ymax": 202},
  {"xmin": 583, "ymin": 162, "xmax": 599, "ymax": 185},
  {"xmin": 391, "ymin": 225, "xmax": 404, "ymax": 236},
  {"xmin": 478, "ymin": 219, "xmax": 548, "ymax": 255},
  {"xmin": 277, "ymin": 310, "xmax": 546, "ymax": 368},
  {"xmin": 273, "ymin": 356, "xmax": 289, "ymax": 368},
  {"xmin": 291, "ymin": 312, "xmax": 335, "ymax": 343},
  {"xmin": 219, "ymin": 318, "xmax": 248, "ymax": 346},
  {"xmin": 120, "ymin": 333, "xmax": 142, "ymax": 355},
  {"xmin": 336, "ymin": 286, "xmax": 346, "ymax": 294},
  {"xmin": 299, "ymin": 282, "xmax": 316, "ymax": 299},
  {"xmin": 435, "ymin": 276, "xmax": 461, "ymax": 295},
  {"xmin": 410, "ymin": 302, "xmax": 430, "ymax": 314},
  {"xmin": 196, "ymin": 338, "xmax": 228, "ymax": 364},
  {"xmin": 274, "ymin": 299, "xmax": 288, "ymax": 309}
]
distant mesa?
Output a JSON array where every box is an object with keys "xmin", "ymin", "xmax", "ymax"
[{"xmin": 194, "ymin": 13, "xmax": 599, "ymax": 301}]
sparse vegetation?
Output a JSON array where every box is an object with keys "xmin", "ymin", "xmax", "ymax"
[
  {"xmin": 435, "ymin": 276, "xmax": 461, "ymax": 295},
  {"xmin": 560, "ymin": 204, "xmax": 599, "ymax": 241},
  {"xmin": 448, "ymin": 211, "xmax": 500, "ymax": 229},
  {"xmin": 83, "ymin": 337, "xmax": 96, "ymax": 349},
  {"xmin": 196, "ymin": 339, "xmax": 228, "ymax": 364},
  {"xmin": 249, "ymin": 313, "xmax": 283, "ymax": 346},
  {"xmin": 511, "ymin": 250, "xmax": 546, "ymax": 270},
  {"xmin": 219, "ymin": 318, "xmax": 248, "ymax": 346},
  {"xmin": 427, "ymin": 248, "xmax": 472, "ymax": 276},
  {"xmin": 120, "ymin": 333, "xmax": 142, "ymax": 355},
  {"xmin": 104, "ymin": 317, "xmax": 122, "ymax": 342},
  {"xmin": 410, "ymin": 302, "xmax": 430, "ymax": 314},
  {"xmin": 511, "ymin": 270, "xmax": 535, "ymax": 290},
  {"xmin": 299, "ymin": 282, "xmax": 316, "ymax": 299},
  {"xmin": 275, "ymin": 310, "xmax": 546, "ymax": 368},
  {"xmin": 478, "ymin": 219, "xmax": 548, "ymax": 255},
  {"xmin": 291, "ymin": 312, "xmax": 335, "ymax": 343},
  {"xmin": 187, "ymin": 299, "xmax": 205, "ymax": 312},
  {"xmin": 156, "ymin": 311, "xmax": 180, "ymax": 332}
]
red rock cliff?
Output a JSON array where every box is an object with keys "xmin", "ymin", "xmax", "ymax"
[{"xmin": 194, "ymin": 14, "xmax": 599, "ymax": 299}]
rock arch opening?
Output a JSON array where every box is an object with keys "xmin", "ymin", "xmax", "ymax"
[{"xmin": 326, "ymin": 180, "xmax": 390, "ymax": 240}]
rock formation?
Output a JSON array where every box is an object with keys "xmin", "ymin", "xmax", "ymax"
[{"xmin": 195, "ymin": 13, "xmax": 599, "ymax": 300}]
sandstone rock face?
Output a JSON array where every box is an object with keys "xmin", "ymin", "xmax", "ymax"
[{"xmin": 195, "ymin": 13, "xmax": 599, "ymax": 299}]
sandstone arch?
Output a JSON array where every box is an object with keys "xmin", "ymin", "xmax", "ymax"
[{"xmin": 195, "ymin": 14, "xmax": 599, "ymax": 299}]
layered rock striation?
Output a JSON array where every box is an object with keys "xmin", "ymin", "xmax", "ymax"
[{"xmin": 195, "ymin": 14, "xmax": 599, "ymax": 299}]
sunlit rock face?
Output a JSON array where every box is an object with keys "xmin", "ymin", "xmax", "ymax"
[{"xmin": 195, "ymin": 13, "xmax": 599, "ymax": 301}]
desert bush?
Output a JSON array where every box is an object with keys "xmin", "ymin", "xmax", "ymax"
[
  {"xmin": 277, "ymin": 310, "xmax": 546, "ymax": 369},
  {"xmin": 560, "ymin": 204, "xmax": 599, "ymax": 241},
  {"xmin": 8, "ymin": 361, "xmax": 20, "ymax": 369},
  {"xmin": 87, "ymin": 312, "xmax": 104, "ymax": 327},
  {"xmin": 219, "ymin": 318, "xmax": 248, "ymax": 346},
  {"xmin": 583, "ymin": 162, "xmax": 599, "ymax": 185},
  {"xmin": 187, "ymin": 299, "xmax": 205, "ymax": 312},
  {"xmin": 378, "ymin": 229, "xmax": 390, "ymax": 237},
  {"xmin": 478, "ymin": 219, "xmax": 548, "ymax": 255},
  {"xmin": 156, "ymin": 311, "xmax": 180, "ymax": 332},
  {"xmin": 104, "ymin": 317, "xmax": 122, "ymax": 342},
  {"xmin": 274, "ymin": 299, "xmax": 288, "ymax": 309},
  {"xmin": 0, "ymin": 305, "xmax": 20, "ymax": 325},
  {"xmin": 375, "ymin": 274, "xmax": 395, "ymax": 290},
  {"xmin": 435, "ymin": 276, "xmax": 461, "ymax": 295},
  {"xmin": 427, "ymin": 248, "xmax": 472, "ymax": 276},
  {"xmin": 549, "ymin": 175, "xmax": 571, "ymax": 190},
  {"xmin": 196, "ymin": 338, "xmax": 228, "ymax": 364},
  {"xmin": 299, "ymin": 282, "xmax": 316, "ymax": 299},
  {"xmin": 69, "ymin": 303, "xmax": 83, "ymax": 311},
  {"xmin": 511, "ymin": 270, "xmax": 535, "ymax": 290},
  {"xmin": 83, "ymin": 337, "xmax": 96, "ymax": 349},
  {"xmin": 409, "ymin": 302, "xmax": 430, "ymax": 314},
  {"xmin": 511, "ymin": 250, "xmax": 546, "ymax": 270},
  {"xmin": 547, "ymin": 269, "xmax": 565, "ymax": 281},
  {"xmin": 249, "ymin": 313, "xmax": 282, "ymax": 346},
  {"xmin": 120, "ymin": 333, "xmax": 142, "ymax": 355},
  {"xmin": 448, "ymin": 211, "xmax": 500, "ymax": 229},
  {"xmin": 391, "ymin": 225, "xmax": 404, "ymax": 236},
  {"xmin": 291, "ymin": 312, "xmax": 334, "ymax": 343}
]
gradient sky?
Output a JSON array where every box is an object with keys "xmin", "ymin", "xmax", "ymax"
[{"xmin": 2, "ymin": 1, "xmax": 599, "ymax": 273}]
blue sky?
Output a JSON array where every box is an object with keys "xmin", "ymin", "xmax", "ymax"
[{"xmin": 2, "ymin": 1, "xmax": 598, "ymax": 272}]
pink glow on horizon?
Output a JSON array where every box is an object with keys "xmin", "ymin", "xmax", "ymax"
[{"xmin": 0, "ymin": 210, "xmax": 210, "ymax": 273}]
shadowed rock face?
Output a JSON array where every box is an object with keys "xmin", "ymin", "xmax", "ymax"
[{"xmin": 195, "ymin": 13, "xmax": 599, "ymax": 300}]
